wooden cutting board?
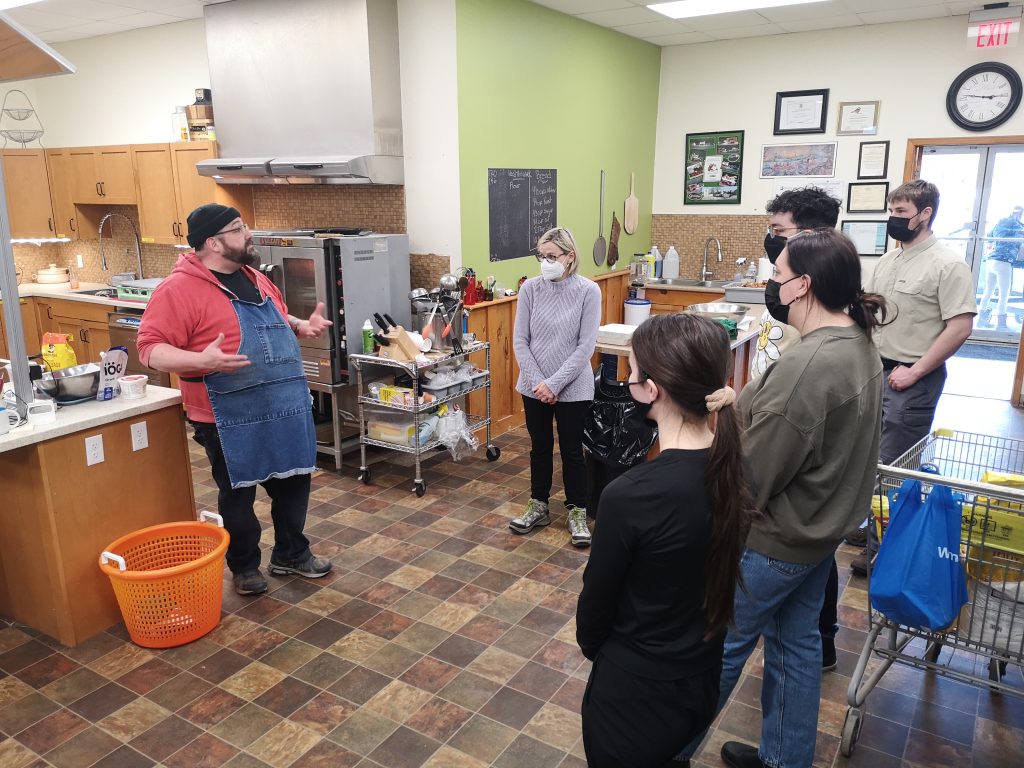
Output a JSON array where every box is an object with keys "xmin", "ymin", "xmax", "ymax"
[{"xmin": 623, "ymin": 172, "xmax": 638, "ymax": 235}]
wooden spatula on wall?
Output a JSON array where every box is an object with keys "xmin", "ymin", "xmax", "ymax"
[{"xmin": 624, "ymin": 172, "xmax": 638, "ymax": 235}]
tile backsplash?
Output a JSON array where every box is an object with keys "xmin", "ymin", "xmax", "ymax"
[{"xmin": 651, "ymin": 213, "xmax": 768, "ymax": 281}]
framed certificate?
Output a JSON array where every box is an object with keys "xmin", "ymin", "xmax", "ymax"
[
  {"xmin": 857, "ymin": 140, "xmax": 890, "ymax": 180},
  {"xmin": 837, "ymin": 101, "xmax": 880, "ymax": 135},
  {"xmin": 774, "ymin": 89, "xmax": 829, "ymax": 135},
  {"xmin": 847, "ymin": 182, "xmax": 890, "ymax": 214},
  {"xmin": 841, "ymin": 220, "xmax": 889, "ymax": 256}
]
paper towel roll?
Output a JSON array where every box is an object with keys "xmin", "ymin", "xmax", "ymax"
[{"xmin": 757, "ymin": 257, "xmax": 774, "ymax": 281}]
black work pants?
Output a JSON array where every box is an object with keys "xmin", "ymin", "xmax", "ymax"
[
  {"xmin": 818, "ymin": 556, "xmax": 839, "ymax": 642},
  {"xmin": 522, "ymin": 395, "xmax": 589, "ymax": 509},
  {"xmin": 191, "ymin": 420, "xmax": 312, "ymax": 575}
]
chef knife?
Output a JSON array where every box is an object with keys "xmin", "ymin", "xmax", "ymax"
[
  {"xmin": 383, "ymin": 313, "xmax": 398, "ymax": 329},
  {"xmin": 373, "ymin": 333, "xmax": 390, "ymax": 347},
  {"xmin": 373, "ymin": 313, "xmax": 390, "ymax": 332}
]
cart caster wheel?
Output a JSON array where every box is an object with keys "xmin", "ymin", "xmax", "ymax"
[
  {"xmin": 486, "ymin": 446, "xmax": 501, "ymax": 462},
  {"xmin": 359, "ymin": 468, "xmax": 372, "ymax": 485},
  {"xmin": 925, "ymin": 641, "xmax": 942, "ymax": 664},
  {"xmin": 840, "ymin": 707, "xmax": 863, "ymax": 757},
  {"xmin": 414, "ymin": 480, "xmax": 426, "ymax": 497},
  {"xmin": 989, "ymin": 658, "xmax": 1008, "ymax": 682}
]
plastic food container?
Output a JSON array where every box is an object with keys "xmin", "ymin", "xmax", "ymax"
[{"xmin": 421, "ymin": 378, "xmax": 454, "ymax": 399}]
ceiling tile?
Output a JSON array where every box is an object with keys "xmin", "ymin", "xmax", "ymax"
[
  {"xmin": 944, "ymin": 0, "xmax": 985, "ymax": 14},
  {"xmin": 5, "ymin": 7, "xmax": 93, "ymax": 31},
  {"xmin": 577, "ymin": 6, "xmax": 664, "ymax": 26},
  {"xmin": 776, "ymin": 14, "xmax": 865, "ymax": 32},
  {"xmin": 859, "ymin": 5, "xmax": 949, "ymax": 23},
  {"xmin": 113, "ymin": 10, "xmax": 184, "ymax": 28},
  {"xmin": 758, "ymin": 2, "xmax": 862, "ymax": 22},
  {"xmin": 644, "ymin": 30, "xmax": 716, "ymax": 45},
  {"xmin": 841, "ymin": 0, "xmax": 940, "ymax": 11},
  {"xmin": 51, "ymin": 19, "xmax": 134, "ymax": 38},
  {"xmin": 529, "ymin": 0, "xmax": 635, "ymax": 14},
  {"xmin": 153, "ymin": 3, "xmax": 203, "ymax": 19},
  {"xmin": 705, "ymin": 23, "xmax": 788, "ymax": 40},
  {"xmin": 38, "ymin": 26, "xmax": 96, "ymax": 43},
  {"xmin": 678, "ymin": 10, "xmax": 776, "ymax": 31},
  {"xmin": 32, "ymin": 0, "xmax": 130, "ymax": 21},
  {"xmin": 103, "ymin": 0, "xmax": 202, "ymax": 11},
  {"xmin": 611, "ymin": 19, "xmax": 689, "ymax": 36}
]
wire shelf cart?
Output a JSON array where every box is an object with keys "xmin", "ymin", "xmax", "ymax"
[
  {"xmin": 349, "ymin": 342, "xmax": 500, "ymax": 497},
  {"xmin": 843, "ymin": 429, "xmax": 1024, "ymax": 757}
]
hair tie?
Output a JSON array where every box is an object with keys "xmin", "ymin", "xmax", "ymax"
[{"xmin": 706, "ymin": 386, "xmax": 736, "ymax": 413}]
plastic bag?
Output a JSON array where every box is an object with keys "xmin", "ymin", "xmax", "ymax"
[
  {"xmin": 436, "ymin": 405, "xmax": 479, "ymax": 461},
  {"xmin": 870, "ymin": 478, "xmax": 969, "ymax": 631},
  {"xmin": 41, "ymin": 332, "xmax": 77, "ymax": 371},
  {"xmin": 583, "ymin": 371, "xmax": 657, "ymax": 468}
]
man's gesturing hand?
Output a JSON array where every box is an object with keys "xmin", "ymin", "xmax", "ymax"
[
  {"xmin": 295, "ymin": 302, "xmax": 333, "ymax": 339},
  {"xmin": 201, "ymin": 333, "xmax": 250, "ymax": 372}
]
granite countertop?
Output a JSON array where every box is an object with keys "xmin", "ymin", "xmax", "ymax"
[{"xmin": 0, "ymin": 386, "xmax": 182, "ymax": 452}]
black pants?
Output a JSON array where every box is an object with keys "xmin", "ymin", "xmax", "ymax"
[
  {"xmin": 818, "ymin": 556, "xmax": 839, "ymax": 642},
  {"xmin": 191, "ymin": 420, "xmax": 312, "ymax": 575},
  {"xmin": 522, "ymin": 395, "xmax": 589, "ymax": 509},
  {"xmin": 582, "ymin": 653, "xmax": 720, "ymax": 768}
]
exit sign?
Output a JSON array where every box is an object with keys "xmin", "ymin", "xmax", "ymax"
[{"xmin": 968, "ymin": 19, "xmax": 1020, "ymax": 49}]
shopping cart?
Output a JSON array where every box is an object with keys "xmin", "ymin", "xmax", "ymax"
[{"xmin": 842, "ymin": 429, "xmax": 1024, "ymax": 757}]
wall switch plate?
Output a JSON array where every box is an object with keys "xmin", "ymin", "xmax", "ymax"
[
  {"xmin": 130, "ymin": 421, "xmax": 148, "ymax": 451},
  {"xmin": 75, "ymin": 254, "xmax": 84, "ymax": 268},
  {"xmin": 85, "ymin": 435, "xmax": 104, "ymax": 465}
]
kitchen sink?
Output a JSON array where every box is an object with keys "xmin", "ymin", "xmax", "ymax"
[
  {"xmin": 646, "ymin": 278, "xmax": 730, "ymax": 288},
  {"xmin": 73, "ymin": 287, "xmax": 119, "ymax": 298}
]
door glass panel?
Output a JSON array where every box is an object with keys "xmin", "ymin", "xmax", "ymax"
[
  {"xmin": 281, "ymin": 258, "xmax": 318, "ymax": 320},
  {"xmin": 919, "ymin": 148, "xmax": 983, "ymax": 263},
  {"xmin": 976, "ymin": 147, "xmax": 1024, "ymax": 343}
]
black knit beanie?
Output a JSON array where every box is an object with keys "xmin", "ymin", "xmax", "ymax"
[{"xmin": 186, "ymin": 204, "xmax": 242, "ymax": 249}]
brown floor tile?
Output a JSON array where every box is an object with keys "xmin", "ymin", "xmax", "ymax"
[
  {"xmin": 493, "ymin": 626, "xmax": 550, "ymax": 660},
  {"xmin": 254, "ymin": 675, "xmax": 321, "ymax": 717},
  {"xmin": 247, "ymin": 719, "xmax": 322, "ymax": 766},
  {"xmin": 405, "ymin": 697, "xmax": 474, "ymax": 742},
  {"xmin": 91, "ymin": 744, "xmax": 157, "ymax": 768},
  {"xmin": 479, "ymin": 686, "xmax": 545, "ymax": 730},
  {"xmin": 0, "ymin": 641, "xmax": 53, "ymax": 674},
  {"xmin": 116, "ymin": 658, "xmax": 181, "ymax": 695},
  {"xmin": 257, "ymin": 638, "xmax": 322, "ymax": 674},
  {"xmin": 293, "ymin": 652, "xmax": 355, "ymax": 688},
  {"xmin": 289, "ymin": 738, "xmax": 362, "ymax": 767},
  {"xmin": 430, "ymin": 635, "xmax": 487, "ymax": 668},
  {"xmin": 295, "ymin": 618, "xmax": 354, "ymax": 649},
  {"xmin": 176, "ymin": 686, "xmax": 247, "ymax": 727},
  {"xmin": 857, "ymin": 712, "xmax": 910, "ymax": 757},
  {"xmin": 330, "ymin": 666, "xmax": 392, "ymax": 705},
  {"xmin": 903, "ymin": 725, "xmax": 974, "ymax": 767},
  {"xmin": 368, "ymin": 725, "xmax": 442, "ymax": 768},
  {"xmin": 912, "ymin": 698, "xmax": 977, "ymax": 746},
  {"xmin": 399, "ymin": 656, "xmax": 460, "ymax": 694},
  {"xmin": 364, "ymin": 643, "xmax": 423, "ymax": 678},
  {"xmin": 549, "ymin": 676, "xmax": 586, "ymax": 713},
  {"xmin": 97, "ymin": 697, "xmax": 170, "ymax": 742},
  {"xmin": 228, "ymin": 626, "xmax": 290, "ymax": 659},
  {"xmin": 13, "ymin": 708, "xmax": 89, "ymax": 755},
  {"xmin": 234, "ymin": 596, "xmax": 292, "ymax": 625},
  {"xmin": 327, "ymin": 708, "xmax": 399, "ymax": 756},
  {"xmin": 361, "ymin": 610, "xmax": 416, "ymax": 641},
  {"xmin": 448, "ymin": 714, "xmax": 518, "ymax": 764},
  {"xmin": 532, "ymin": 639, "xmax": 585, "ymax": 675},
  {"xmin": 265, "ymin": 606, "xmax": 322, "ymax": 636},
  {"xmin": 290, "ymin": 691, "xmax": 358, "ymax": 735},
  {"xmin": 331, "ymin": 599, "xmax": 383, "ymax": 628},
  {"xmin": 45, "ymin": 725, "xmax": 122, "ymax": 768},
  {"xmin": 40, "ymin": 666, "xmax": 107, "ymax": 705},
  {"xmin": 457, "ymin": 615, "xmax": 512, "ymax": 644},
  {"xmin": 209, "ymin": 703, "xmax": 283, "ymax": 748},
  {"xmin": 129, "ymin": 714, "xmax": 203, "ymax": 761},
  {"xmin": 0, "ymin": 691, "xmax": 60, "ymax": 733},
  {"xmin": 189, "ymin": 648, "xmax": 253, "ymax": 685},
  {"xmin": 15, "ymin": 653, "xmax": 79, "ymax": 689},
  {"xmin": 163, "ymin": 732, "xmax": 239, "ymax": 767},
  {"xmin": 438, "ymin": 671, "xmax": 502, "ymax": 712},
  {"xmin": 507, "ymin": 661, "xmax": 569, "ymax": 701},
  {"xmin": 493, "ymin": 733, "xmax": 568, "ymax": 768}
]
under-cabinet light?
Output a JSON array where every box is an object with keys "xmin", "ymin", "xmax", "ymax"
[{"xmin": 11, "ymin": 237, "xmax": 72, "ymax": 245}]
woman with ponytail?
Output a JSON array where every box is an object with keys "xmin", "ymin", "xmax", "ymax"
[
  {"xmin": 705, "ymin": 227, "xmax": 888, "ymax": 768},
  {"xmin": 576, "ymin": 313, "xmax": 755, "ymax": 768}
]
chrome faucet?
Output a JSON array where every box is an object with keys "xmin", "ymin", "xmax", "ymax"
[
  {"xmin": 98, "ymin": 212, "xmax": 144, "ymax": 280},
  {"xmin": 702, "ymin": 237, "xmax": 722, "ymax": 281}
]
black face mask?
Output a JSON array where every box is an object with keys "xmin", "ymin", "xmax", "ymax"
[
  {"xmin": 628, "ymin": 380, "xmax": 658, "ymax": 428},
  {"xmin": 764, "ymin": 274, "xmax": 802, "ymax": 325},
  {"xmin": 887, "ymin": 211, "xmax": 927, "ymax": 243},
  {"xmin": 763, "ymin": 233, "xmax": 787, "ymax": 264}
]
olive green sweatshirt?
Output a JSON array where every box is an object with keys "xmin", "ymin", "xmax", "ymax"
[{"xmin": 737, "ymin": 324, "xmax": 883, "ymax": 564}]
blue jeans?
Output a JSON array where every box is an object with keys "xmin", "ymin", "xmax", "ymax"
[{"xmin": 679, "ymin": 549, "xmax": 833, "ymax": 768}]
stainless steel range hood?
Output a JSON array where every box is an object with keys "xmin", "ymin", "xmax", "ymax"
[{"xmin": 197, "ymin": 0, "xmax": 403, "ymax": 185}]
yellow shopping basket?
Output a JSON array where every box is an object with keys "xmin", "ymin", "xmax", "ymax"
[{"xmin": 99, "ymin": 511, "xmax": 230, "ymax": 649}]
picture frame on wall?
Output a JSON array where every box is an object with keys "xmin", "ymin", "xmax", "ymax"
[
  {"xmin": 760, "ymin": 142, "xmax": 837, "ymax": 178},
  {"xmin": 774, "ymin": 89, "xmax": 829, "ymax": 135},
  {"xmin": 857, "ymin": 140, "xmax": 890, "ymax": 180},
  {"xmin": 847, "ymin": 182, "xmax": 889, "ymax": 213},
  {"xmin": 837, "ymin": 100, "xmax": 880, "ymax": 135},
  {"xmin": 841, "ymin": 220, "xmax": 889, "ymax": 256},
  {"xmin": 683, "ymin": 130, "xmax": 744, "ymax": 205}
]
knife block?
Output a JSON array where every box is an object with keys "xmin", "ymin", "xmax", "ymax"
[{"xmin": 377, "ymin": 326, "xmax": 421, "ymax": 362}]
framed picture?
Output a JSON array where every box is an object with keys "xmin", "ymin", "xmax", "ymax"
[
  {"xmin": 841, "ymin": 220, "xmax": 889, "ymax": 256},
  {"xmin": 837, "ymin": 101, "xmax": 880, "ymax": 135},
  {"xmin": 774, "ymin": 89, "xmax": 829, "ymax": 135},
  {"xmin": 847, "ymin": 182, "xmax": 889, "ymax": 213},
  {"xmin": 683, "ymin": 131, "xmax": 744, "ymax": 205},
  {"xmin": 857, "ymin": 140, "xmax": 890, "ymax": 180},
  {"xmin": 760, "ymin": 142, "xmax": 837, "ymax": 178}
]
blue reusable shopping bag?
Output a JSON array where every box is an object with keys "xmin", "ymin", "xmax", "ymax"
[{"xmin": 869, "ymin": 478, "xmax": 969, "ymax": 631}]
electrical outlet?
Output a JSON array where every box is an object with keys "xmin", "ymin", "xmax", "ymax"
[
  {"xmin": 130, "ymin": 421, "xmax": 148, "ymax": 451},
  {"xmin": 85, "ymin": 435, "xmax": 104, "ymax": 465},
  {"xmin": 75, "ymin": 253, "xmax": 84, "ymax": 268}
]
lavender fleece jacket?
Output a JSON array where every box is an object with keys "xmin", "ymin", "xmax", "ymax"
[{"xmin": 514, "ymin": 274, "xmax": 602, "ymax": 402}]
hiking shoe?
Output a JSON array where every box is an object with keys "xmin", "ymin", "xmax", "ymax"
[
  {"xmin": 268, "ymin": 554, "xmax": 333, "ymax": 578},
  {"xmin": 567, "ymin": 505, "xmax": 592, "ymax": 547},
  {"xmin": 850, "ymin": 549, "xmax": 872, "ymax": 577},
  {"xmin": 233, "ymin": 570, "xmax": 268, "ymax": 595},
  {"xmin": 822, "ymin": 638, "xmax": 838, "ymax": 672},
  {"xmin": 509, "ymin": 499, "xmax": 550, "ymax": 534},
  {"xmin": 844, "ymin": 526, "xmax": 868, "ymax": 548}
]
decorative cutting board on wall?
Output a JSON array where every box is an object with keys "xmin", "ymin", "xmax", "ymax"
[{"xmin": 488, "ymin": 168, "xmax": 557, "ymax": 261}]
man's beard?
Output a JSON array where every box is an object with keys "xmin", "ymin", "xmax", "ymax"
[{"xmin": 224, "ymin": 242, "xmax": 258, "ymax": 268}]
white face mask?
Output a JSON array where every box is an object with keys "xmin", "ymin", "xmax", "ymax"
[{"xmin": 540, "ymin": 259, "xmax": 565, "ymax": 281}]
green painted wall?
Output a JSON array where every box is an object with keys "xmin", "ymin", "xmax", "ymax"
[{"xmin": 456, "ymin": 0, "xmax": 661, "ymax": 289}]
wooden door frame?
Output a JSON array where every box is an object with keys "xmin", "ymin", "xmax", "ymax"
[{"xmin": 904, "ymin": 135, "xmax": 1024, "ymax": 408}]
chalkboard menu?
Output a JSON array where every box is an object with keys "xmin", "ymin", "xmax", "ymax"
[{"xmin": 488, "ymin": 168, "xmax": 557, "ymax": 262}]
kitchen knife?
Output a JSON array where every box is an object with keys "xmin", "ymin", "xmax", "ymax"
[
  {"xmin": 383, "ymin": 313, "xmax": 398, "ymax": 329},
  {"xmin": 373, "ymin": 313, "xmax": 389, "ymax": 332},
  {"xmin": 373, "ymin": 333, "xmax": 390, "ymax": 347}
]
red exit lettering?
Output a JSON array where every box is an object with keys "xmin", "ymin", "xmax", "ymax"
[{"xmin": 976, "ymin": 21, "xmax": 1013, "ymax": 47}]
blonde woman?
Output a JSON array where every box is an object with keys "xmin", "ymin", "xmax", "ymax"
[{"xmin": 509, "ymin": 227, "xmax": 601, "ymax": 546}]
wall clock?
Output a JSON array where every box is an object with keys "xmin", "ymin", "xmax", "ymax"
[{"xmin": 946, "ymin": 61, "xmax": 1022, "ymax": 131}]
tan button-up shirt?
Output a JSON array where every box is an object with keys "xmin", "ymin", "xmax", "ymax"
[{"xmin": 867, "ymin": 235, "xmax": 976, "ymax": 362}]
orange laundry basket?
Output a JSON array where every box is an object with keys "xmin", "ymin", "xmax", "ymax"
[{"xmin": 99, "ymin": 511, "xmax": 230, "ymax": 649}]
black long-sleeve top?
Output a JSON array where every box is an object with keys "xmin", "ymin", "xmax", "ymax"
[{"xmin": 576, "ymin": 448, "xmax": 725, "ymax": 679}]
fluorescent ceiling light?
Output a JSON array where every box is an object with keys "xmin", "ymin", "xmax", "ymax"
[
  {"xmin": 0, "ymin": 1, "xmax": 43, "ymax": 10},
  {"xmin": 649, "ymin": 0, "xmax": 827, "ymax": 19}
]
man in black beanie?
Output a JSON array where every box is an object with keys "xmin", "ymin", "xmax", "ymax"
[{"xmin": 138, "ymin": 204, "xmax": 333, "ymax": 595}]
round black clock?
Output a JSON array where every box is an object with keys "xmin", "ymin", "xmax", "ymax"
[{"xmin": 946, "ymin": 61, "xmax": 1022, "ymax": 131}]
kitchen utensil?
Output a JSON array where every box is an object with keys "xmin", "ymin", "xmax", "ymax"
[
  {"xmin": 624, "ymin": 171, "xmax": 639, "ymax": 235},
  {"xmin": 594, "ymin": 170, "xmax": 607, "ymax": 266},
  {"xmin": 422, "ymin": 300, "xmax": 439, "ymax": 337},
  {"xmin": 34, "ymin": 264, "xmax": 70, "ymax": 284},
  {"xmin": 439, "ymin": 273, "xmax": 459, "ymax": 292},
  {"xmin": 608, "ymin": 212, "xmax": 621, "ymax": 267},
  {"xmin": 442, "ymin": 301, "xmax": 463, "ymax": 338},
  {"xmin": 685, "ymin": 303, "xmax": 751, "ymax": 322},
  {"xmin": 34, "ymin": 363, "xmax": 101, "ymax": 402},
  {"xmin": 408, "ymin": 287, "xmax": 428, "ymax": 302}
]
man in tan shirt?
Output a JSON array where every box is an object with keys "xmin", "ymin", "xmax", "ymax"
[{"xmin": 855, "ymin": 180, "xmax": 975, "ymax": 574}]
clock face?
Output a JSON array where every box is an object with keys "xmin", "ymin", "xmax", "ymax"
[{"xmin": 947, "ymin": 62, "xmax": 1022, "ymax": 131}]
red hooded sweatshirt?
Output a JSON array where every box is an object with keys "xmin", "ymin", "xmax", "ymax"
[{"xmin": 138, "ymin": 252, "xmax": 289, "ymax": 423}]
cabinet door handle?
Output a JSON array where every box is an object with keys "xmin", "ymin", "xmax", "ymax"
[
  {"xmin": 81, "ymin": 328, "xmax": 90, "ymax": 343},
  {"xmin": 100, "ymin": 181, "xmax": 106, "ymax": 196},
  {"xmin": 46, "ymin": 305, "xmax": 53, "ymax": 319},
  {"xmin": 69, "ymin": 218, "xmax": 76, "ymax": 232},
  {"xmin": 48, "ymin": 217, "xmax": 53, "ymax": 232},
  {"xmin": 96, "ymin": 181, "xmax": 102, "ymax": 196},
  {"xmin": 171, "ymin": 222, "xmax": 178, "ymax": 236}
]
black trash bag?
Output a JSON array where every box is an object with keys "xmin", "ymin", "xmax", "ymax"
[{"xmin": 583, "ymin": 370, "xmax": 658, "ymax": 469}]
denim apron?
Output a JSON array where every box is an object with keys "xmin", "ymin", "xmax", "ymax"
[{"xmin": 204, "ymin": 293, "xmax": 316, "ymax": 489}]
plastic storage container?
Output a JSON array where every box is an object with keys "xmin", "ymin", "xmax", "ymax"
[{"xmin": 663, "ymin": 246, "xmax": 680, "ymax": 280}]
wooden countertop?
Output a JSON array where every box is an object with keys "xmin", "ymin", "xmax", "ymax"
[{"xmin": 0, "ymin": 386, "xmax": 183, "ymax": 452}]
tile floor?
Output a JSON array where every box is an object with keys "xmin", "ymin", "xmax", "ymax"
[{"xmin": 2, "ymin": 388, "xmax": 1023, "ymax": 767}]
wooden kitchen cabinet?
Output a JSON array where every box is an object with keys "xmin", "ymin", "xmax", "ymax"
[
  {"xmin": 68, "ymin": 145, "xmax": 136, "ymax": 204},
  {"xmin": 1, "ymin": 149, "xmax": 56, "ymax": 238},
  {"xmin": 44, "ymin": 148, "xmax": 86, "ymax": 240},
  {"xmin": 467, "ymin": 297, "xmax": 521, "ymax": 437},
  {"xmin": 34, "ymin": 298, "xmax": 110, "ymax": 363},
  {"xmin": 644, "ymin": 287, "xmax": 724, "ymax": 315},
  {"xmin": 132, "ymin": 142, "xmax": 252, "ymax": 246},
  {"xmin": 0, "ymin": 298, "xmax": 39, "ymax": 359}
]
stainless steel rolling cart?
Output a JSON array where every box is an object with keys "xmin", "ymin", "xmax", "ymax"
[{"xmin": 349, "ymin": 341, "xmax": 500, "ymax": 497}]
